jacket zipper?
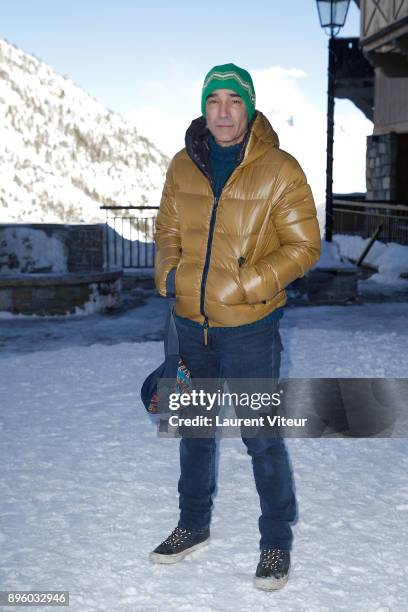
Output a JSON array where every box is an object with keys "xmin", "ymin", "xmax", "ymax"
[
  {"xmin": 191, "ymin": 133, "xmax": 249, "ymax": 346},
  {"xmin": 200, "ymin": 194, "xmax": 219, "ymax": 345}
]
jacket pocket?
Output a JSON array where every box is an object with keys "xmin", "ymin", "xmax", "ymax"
[{"xmin": 237, "ymin": 257, "xmax": 248, "ymax": 303}]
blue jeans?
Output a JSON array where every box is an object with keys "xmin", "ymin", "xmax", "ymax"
[{"xmin": 174, "ymin": 311, "xmax": 297, "ymax": 551}]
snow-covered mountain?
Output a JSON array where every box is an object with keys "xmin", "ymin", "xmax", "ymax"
[{"xmin": 0, "ymin": 39, "xmax": 169, "ymax": 223}]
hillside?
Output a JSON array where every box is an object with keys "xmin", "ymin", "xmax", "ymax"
[{"xmin": 0, "ymin": 39, "xmax": 169, "ymax": 223}]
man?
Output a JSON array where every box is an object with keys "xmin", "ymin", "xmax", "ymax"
[{"xmin": 150, "ymin": 63, "xmax": 321, "ymax": 590}]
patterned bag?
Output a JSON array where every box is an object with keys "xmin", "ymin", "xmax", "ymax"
[{"xmin": 141, "ymin": 301, "xmax": 192, "ymax": 415}]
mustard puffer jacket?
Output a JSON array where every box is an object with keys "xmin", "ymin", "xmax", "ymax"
[{"xmin": 154, "ymin": 111, "xmax": 321, "ymax": 329}]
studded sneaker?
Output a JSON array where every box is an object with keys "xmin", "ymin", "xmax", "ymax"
[
  {"xmin": 254, "ymin": 548, "xmax": 290, "ymax": 590},
  {"xmin": 149, "ymin": 526, "xmax": 210, "ymax": 564}
]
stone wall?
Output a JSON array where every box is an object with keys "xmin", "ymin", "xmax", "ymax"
[
  {"xmin": 366, "ymin": 133, "xmax": 398, "ymax": 200},
  {"xmin": 66, "ymin": 225, "xmax": 104, "ymax": 271},
  {"xmin": 0, "ymin": 223, "xmax": 105, "ymax": 275},
  {"xmin": 0, "ymin": 273, "xmax": 122, "ymax": 316},
  {"xmin": 0, "ymin": 223, "xmax": 124, "ymax": 315}
]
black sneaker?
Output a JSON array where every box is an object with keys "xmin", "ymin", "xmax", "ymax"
[
  {"xmin": 254, "ymin": 548, "xmax": 290, "ymax": 590},
  {"xmin": 149, "ymin": 526, "xmax": 210, "ymax": 564}
]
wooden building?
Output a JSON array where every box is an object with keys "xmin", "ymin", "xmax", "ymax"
[{"xmin": 333, "ymin": 0, "xmax": 408, "ymax": 244}]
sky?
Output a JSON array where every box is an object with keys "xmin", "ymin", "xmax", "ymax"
[{"xmin": 1, "ymin": 0, "xmax": 372, "ymax": 209}]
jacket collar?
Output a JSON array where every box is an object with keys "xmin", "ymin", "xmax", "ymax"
[{"xmin": 184, "ymin": 111, "xmax": 279, "ymax": 182}]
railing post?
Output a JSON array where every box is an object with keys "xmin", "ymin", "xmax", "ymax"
[
  {"xmin": 99, "ymin": 205, "xmax": 159, "ymax": 269},
  {"xmin": 105, "ymin": 210, "xmax": 110, "ymax": 271}
]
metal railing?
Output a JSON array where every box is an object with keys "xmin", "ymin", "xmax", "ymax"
[
  {"xmin": 333, "ymin": 197, "xmax": 408, "ymax": 245},
  {"xmin": 101, "ymin": 198, "xmax": 408, "ymax": 271},
  {"xmin": 100, "ymin": 206, "xmax": 159, "ymax": 269}
]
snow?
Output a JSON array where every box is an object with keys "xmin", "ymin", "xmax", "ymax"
[
  {"xmin": 1, "ymin": 293, "xmax": 407, "ymax": 611},
  {"xmin": 0, "ymin": 38, "xmax": 168, "ymax": 224},
  {"xmin": 0, "ymin": 225, "xmax": 67, "ymax": 274},
  {"xmin": 73, "ymin": 281, "xmax": 121, "ymax": 315},
  {"xmin": 313, "ymin": 240, "xmax": 355, "ymax": 270},
  {"xmin": 358, "ymin": 273, "xmax": 408, "ymax": 305},
  {"xmin": 333, "ymin": 234, "xmax": 408, "ymax": 280}
]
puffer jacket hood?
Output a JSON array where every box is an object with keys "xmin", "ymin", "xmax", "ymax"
[
  {"xmin": 154, "ymin": 110, "xmax": 321, "ymax": 328},
  {"xmin": 184, "ymin": 111, "xmax": 280, "ymax": 182}
]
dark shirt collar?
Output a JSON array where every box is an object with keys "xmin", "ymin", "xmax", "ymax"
[{"xmin": 207, "ymin": 132, "xmax": 243, "ymax": 160}]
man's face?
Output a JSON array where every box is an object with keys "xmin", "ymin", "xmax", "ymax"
[{"xmin": 205, "ymin": 89, "xmax": 248, "ymax": 147}]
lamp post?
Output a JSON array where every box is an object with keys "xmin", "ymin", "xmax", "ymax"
[{"xmin": 316, "ymin": 0, "xmax": 351, "ymax": 242}]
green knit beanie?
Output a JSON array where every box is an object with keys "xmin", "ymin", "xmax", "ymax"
[{"xmin": 201, "ymin": 63, "xmax": 256, "ymax": 121}]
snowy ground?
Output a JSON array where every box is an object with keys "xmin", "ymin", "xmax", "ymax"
[
  {"xmin": 1, "ymin": 294, "xmax": 407, "ymax": 611},
  {"xmin": 333, "ymin": 234, "xmax": 408, "ymax": 281}
]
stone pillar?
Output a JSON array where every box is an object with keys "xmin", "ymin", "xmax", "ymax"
[{"xmin": 366, "ymin": 132, "xmax": 398, "ymax": 201}]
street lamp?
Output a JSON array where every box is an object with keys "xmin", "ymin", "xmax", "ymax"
[{"xmin": 316, "ymin": 0, "xmax": 351, "ymax": 242}]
